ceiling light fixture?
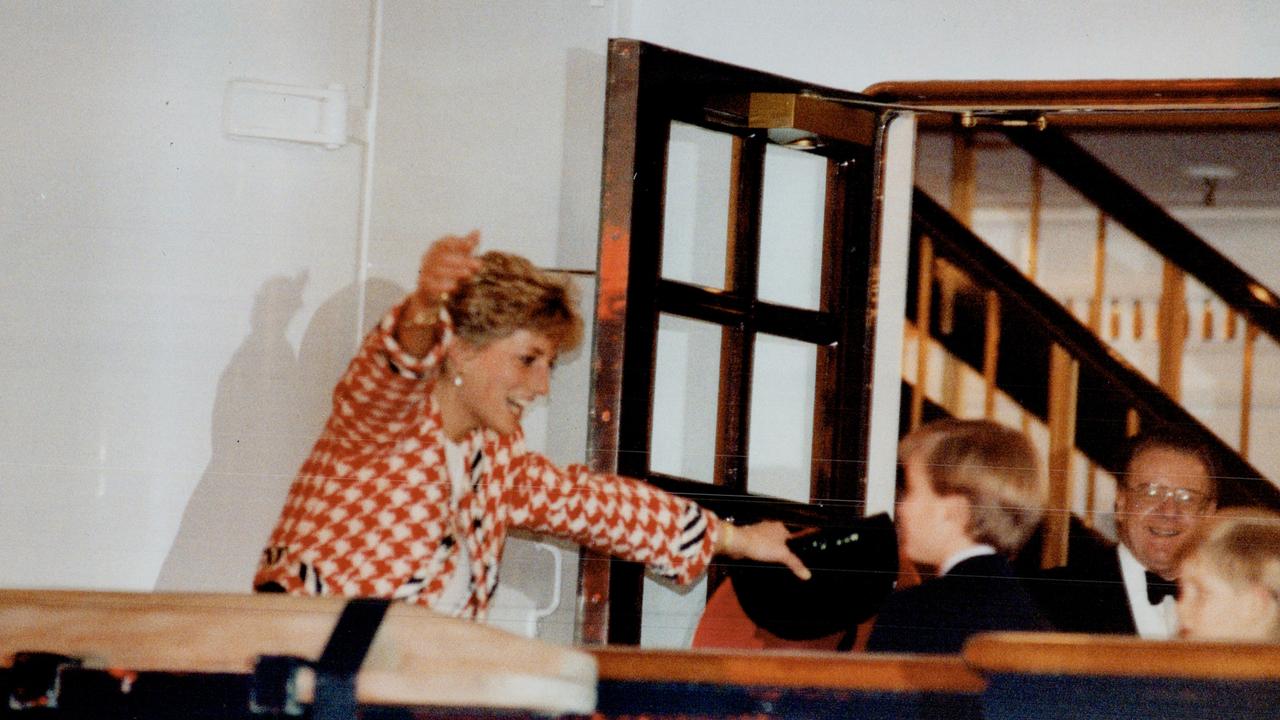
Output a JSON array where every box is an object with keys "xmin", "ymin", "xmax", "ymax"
[{"xmin": 1183, "ymin": 163, "xmax": 1238, "ymax": 207}]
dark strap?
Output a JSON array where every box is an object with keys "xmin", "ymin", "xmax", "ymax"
[{"xmin": 312, "ymin": 598, "xmax": 392, "ymax": 720}]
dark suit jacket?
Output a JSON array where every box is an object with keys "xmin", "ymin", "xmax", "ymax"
[
  {"xmin": 1023, "ymin": 539, "xmax": 1137, "ymax": 635},
  {"xmin": 866, "ymin": 554, "xmax": 1051, "ymax": 654}
]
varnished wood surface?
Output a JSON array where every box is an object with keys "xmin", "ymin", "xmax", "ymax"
[
  {"xmin": 591, "ymin": 646, "xmax": 986, "ymax": 693},
  {"xmin": 965, "ymin": 632, "xmax": 1280, "ymax": 680},
  {"xmin": 0, "ymin": 590, "xmax": 595, "ymax": 713},
  {"xmin": 862, "ymin": 78, "xmax": 1280, "ymax": 128}
]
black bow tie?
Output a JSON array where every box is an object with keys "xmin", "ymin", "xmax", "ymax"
[{"xmin": 1145, "ymin": 571, "xmax": 1176, "ymax": 604}]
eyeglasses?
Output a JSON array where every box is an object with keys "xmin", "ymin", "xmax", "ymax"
[{"xmin": 1125, "ymin": 482, "xmax": 1213, "ymax": 512}]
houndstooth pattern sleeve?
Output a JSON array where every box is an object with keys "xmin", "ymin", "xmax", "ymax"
[
  {"xmin": 503, "ymin": 450, "xmax": 720, "ymax": 585},
  {"xmin": 324, "ymin": 300, "xmax": 450, "ymax": 442}
]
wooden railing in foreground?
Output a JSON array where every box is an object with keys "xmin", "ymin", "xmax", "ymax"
[
  {"xmin": 912, "ymin": 189, "xmax": 1280, "ymax": 514},
  {"xmin": 592, "ymin": 635, "xmax": 1280, "ymax": 719},
  {"xmin": 591, "ymin": 646, "xmax": 984, "ymax": 718},
  {"xmin": 965, "ymin": 632, "xmax": 1280, "ymax": 720},
  {"xmin": 7, "ymin": 591, "xmax": 1280, "ymax": 719},
  {"xmin": 0, "ymin": 590, "xmax": 595, "ymax": 716}
]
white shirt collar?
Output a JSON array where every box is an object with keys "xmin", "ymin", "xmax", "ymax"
[
  {"xmin": 1117, "ymin": 543, "xmax": 1178, "ymax": 640},
  {"xmin": 940, "ymin": 544, "xmax": 997, "ymax": 576}
]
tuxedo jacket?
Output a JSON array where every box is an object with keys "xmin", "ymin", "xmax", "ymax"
[
  {"xmin": 866, "ymin": 554, "xmax": 1052, "ymax": 654},
  {"xmin": 1023, "ymin": 539, "xmax": 1137, "ymax": 635}
]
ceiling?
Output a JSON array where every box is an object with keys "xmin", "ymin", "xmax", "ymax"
[{"xmin": 914, "ymin": 126, "xmax": 1280, "ymax": 211}]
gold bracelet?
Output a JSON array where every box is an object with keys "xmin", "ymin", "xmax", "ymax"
[{"xmin": 718, "ymin": 522, "xmax": 735, "ymax": 554}]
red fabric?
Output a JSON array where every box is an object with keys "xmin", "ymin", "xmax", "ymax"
[
  {"xmin": 256, "ymin": 299, "xmax": 720, "ymax": 619},
  {"xmin": 692, "ymin": 540, "xmax": 925, "ymax": 652},
  {"xmin": 692, "ymin": 577, "xmax": 844, "ymax": 651}
]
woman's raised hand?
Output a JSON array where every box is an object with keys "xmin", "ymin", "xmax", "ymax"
[
  {"xmin": 416, "ymin": 230, "xmax": 483, "ymax": 308},
  {"xmin": 717, "ymin": 520, "xmax": 812, "ymax": 581},
  {"xmin": 399, "ymin": 231, "xmax": 484, "ymax": 355}
]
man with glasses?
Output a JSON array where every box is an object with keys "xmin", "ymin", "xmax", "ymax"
[{"xmin": 1027, "ymin": 431, "xmax": 1218, "ymax": 639}]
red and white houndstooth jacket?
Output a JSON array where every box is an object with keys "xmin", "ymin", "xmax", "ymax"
[{"xmin": 254, "ymin": 299, "xmax": 721, "ymax": 619}]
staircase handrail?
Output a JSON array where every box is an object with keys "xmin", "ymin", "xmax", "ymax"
[
  {"xmin": 912, "ymin": 188, "xmax": 1279, "ymax": 509},
  {"xmin": 1002, "ymin": 126, "xmax": 1280, "ymax": 347}
]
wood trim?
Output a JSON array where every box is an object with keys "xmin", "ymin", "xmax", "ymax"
[
  {"xmin": 591, "ymin": 647, "xmax": 986, "ymax": 693},
  {"xmin": 910, "ymin": 236, "xmax": 935, "ymax": 431},
  {"xmin": 864, "ymin": 78, "xmax": 1280, "ymax": 106},
  {"xmin": 714, "ymin": 134, "xmax": 766, "ymax": 496},
  {"xmin": 863, "ymin": 78, "xmax": 1280, "ymax": 128},
  {"xmin": 580, "ymin": 37, "xmax": 650, "ymax": 647},
  {"xmin": 1084, "ymin": 461, "xmax": 1098, "ymax": 528},
  {"xmin": 0, "ymin": 591, "xmax": 596, "ymax": 713},
  {"xmin": 1241, "ymin": 322, "xmax": 1259, "ymax": 458},
  {"xmin": 1027, "ymin": 161, "xmax": 1041, "ymax": 281},
  {"xmin": 1156, "ymin": 261, "xmax": 1188, "ymax": 402},
  {"xmin": 965, "ymin": 632, "xmax": 1280, "ymax": 680},
  {"xmin": 817, "ymin": 140, "xmax": 881, "ymax": 505},
  {"xmin": 1042, "ymin": 344, "xmax": 1079, "ymax": 569},
  {"xmin": 982, "ymin": 290, "xmax": 1000, "ymax": 419},
  {"xmin": 746, "ymin": 93, "xmax": 877, "ymax": 146},
  {"xmin": 949, "ymin": 134, "xmax": 975, "ymax": 225},
  {"xmin": 1088, "ymin": 211, "xmax": 1106, "ymax": 334},
  {"xmin": 811, "ymin": 159, "xmax": 845, "ymax": 501}
]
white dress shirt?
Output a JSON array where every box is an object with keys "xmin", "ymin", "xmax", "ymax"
[
  {"xmin": 939, "ymin": 544, "xmax": 997, "ymax": 576},
  {"xmin": 1117, "ymin": 543, "xmax": 1178, "ymax": 639}
]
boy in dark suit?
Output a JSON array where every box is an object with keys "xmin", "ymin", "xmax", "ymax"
[{"xmin": 867, "ymin": 419, "xmax": 1051, "ymax": 653}]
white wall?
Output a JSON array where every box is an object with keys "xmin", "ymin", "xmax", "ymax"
[
  {"xmin": 4, "ymin": 0, "xmax": 1278, "ymax": 647},
  {"xmin": 1, "ymin": 2, "xmax": 372, "ymax": 591},
  {"xmin": 626, "ymin": 0, "xmax": 1280, "ymax": 89}
]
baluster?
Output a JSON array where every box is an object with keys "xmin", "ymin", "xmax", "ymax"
[
  {"xmin": 950, "ymin": 133, "xmax": 975, "ymax": 225},
  {"xmin": 1084, "ymin": 462, "xmax": 1098, "ymax": 529},
  {"xmin": 1240, "ymin": 322, "xmax": 1259, "ymax": 459},
  {"xmin": 1028, "ymin": 160, "xmax": 1042, "ymax": 281},
  {"xmin": 1083, "ymin": 212, "xmax": 1106, "ymax": 532},
  {"xmin": 983, "ymin": 290, "xmax": 1001, "ymax": 418},
  {"xmin": 1156, "ymin": 261, "xmax": 1187, "ymax": 402},
  {"xmin": 1043, "ymin": 343, "xmax": 1079, "ymax": 569},
  {"xmin": 910, "ymin": 236, "xmax": 936, "ymax": 431},
  {"xmin": 1088, "ymin": 212, "xmax": 1107, "ymax": 334}
]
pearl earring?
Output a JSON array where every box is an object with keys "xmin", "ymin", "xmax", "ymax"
[{"xmin": 452, "ymin": 373, "xmax": 463, "ymax": 387}]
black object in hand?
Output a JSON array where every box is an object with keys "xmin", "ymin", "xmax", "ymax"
[{"xmin": 727, "ymin": 512, "xmax": 898, "ymax": 640}]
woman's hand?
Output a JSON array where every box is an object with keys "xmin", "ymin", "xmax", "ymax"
[
  {"xmin": 415, "ymin": 230, "xmax": 483, "ymax": 305},
  {"xmin": 399, "ymin": 231, "xmax": 483, "ymax": 355},
  {"xmin": 717, "ymin": 520, "xmax": 811, "ymax": 581}
]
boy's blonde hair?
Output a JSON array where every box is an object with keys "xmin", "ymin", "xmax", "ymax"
[
  {"xmin": 1184, "ymin": 508, "xmax": 1280, "ymax": 639},
  {"xmin": 900, "ymin": 418, "xmax": 1047, "ymax": 555}
]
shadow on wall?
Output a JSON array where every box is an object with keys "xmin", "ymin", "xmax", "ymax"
[{"xmin": 155, "ymin": 276, "xmax": 405, "ymax": 592}]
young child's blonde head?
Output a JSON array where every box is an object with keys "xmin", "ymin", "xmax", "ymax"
[{"xmin": 1178, "ymin": 508, "xmax": 1280, "ymax": 642}]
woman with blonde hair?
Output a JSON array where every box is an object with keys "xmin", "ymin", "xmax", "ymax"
[
  {"xmin": 255, "ymin": 232, "xmax": 807, "ymax": 619},
  {"xmin": 1177, "ymin": 508, "xmax": 1280, "ymax": 642}
]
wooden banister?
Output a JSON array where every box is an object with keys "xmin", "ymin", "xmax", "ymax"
[
  {"xmin": 0, "ymin": 590, "xmax": 595, "ymax": 713},
  {"xmin": 591, "ymin": 646, "xmax": 985, "ymax": 692},
  {"xmin": 862, "ymin": 78, "xmax": 1280, "ymax": 129},
  {"xmin": 965, "ymin": 632, "xmax": 1280, "ymax": 680},
  {"xmin": 912, "ymin": 188, "xmax": 1280, "ymax": 510}
]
